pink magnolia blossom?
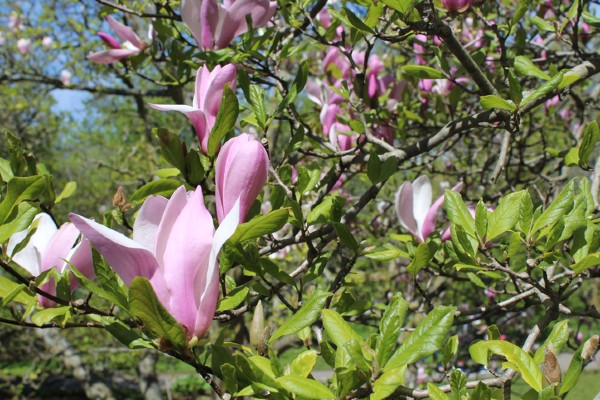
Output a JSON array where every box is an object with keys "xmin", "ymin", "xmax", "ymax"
[
  {"xmin": 181, "ymin": 0, "xmax": 277, "ymax": 50},
  {"xmin": 88, "ymin": 15, "xmax": 146, "ymax": 64},
  {"xmin": 215, "ymin": 133, "xmax": 269, "ymax": 223},
  {"xmin": 17, "ymin": 38, "xmax": 31, "ymax": 55},
  {"xmin": 70, "ymin": 186, "xmax": 240, "ymax": 341},
  {"xmin": 150, "ymin": 64, "xmax": 236, "ymax": 154},
  {"xmin": 441, "ymin": 0, "xmax": 474, "ymax": 12},
  {"xmin": 41, "ymin": 36, "xmax": 53, "ymax": 48},
  {"xmin": 60, "ymin": 69, "xmax": 72, "ymax": 86},
  {"xmin": 395, "ymin": 176, "xmax": 463, "ymax": 242},
  {"xmin": 7, "ymin": 214, "xmax": 94, "ymax": 308}
]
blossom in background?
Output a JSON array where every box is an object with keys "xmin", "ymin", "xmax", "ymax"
[
  {"xmin": 88, "ymin": 15, "xmax": 146, "ymax": 64},
  {"xmin": 395, "ymin": 176, "xmax": 463, "ymax": 242},
  {"xmin": 17, "ymin": 38, "xmax": 31, "ymax": 55},
  {"xmin": 60, "ymin": 69, "xmax": 72, "ymax": 86},
  {"xmin": 181, "ymin": 0, "xmax": 277, "ymax": 50},
  {"xmin": 41, "ymin": 36, "xmax": 53, "ymax": 48},
  {"xmin": 215, "ymin": 133, "xmax": 269, "ymax": 223},
  {"xmin": 9, "ymin": 14, "xmax": 21, "ymax": 31},
  {"xmin": 149, "ymin": 64, "xmax": 237, "ymax": 154},
  {"xmin": 71, "ymin": 186, "xmax": 240, "ymax": 341},
  {"xmin": 7, "ymin": 214, "xmax": 94, "ymax": 308},
  {"xmin": 441, "ymin": 0, "xmax": 474, "ymax": 12}
]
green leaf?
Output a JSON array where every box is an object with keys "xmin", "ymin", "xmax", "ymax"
[
  {"xmin": 217, "ymin": 286, "xmax": 249, "ymax": 311},
  {"xmin": 428, "ymin": 382, "xmax": 452, "ymax": 400},
  {"xmin": 521, "ymin": 70, "xmax": 565, "ymax": 106},
  {"xmin": 91, "ymin": 315, "xmax": 152, "ymax": 349},
  {"xmin": 367, "ymin": 153, "xmax": 382, "ymax": 184},
  {"xmin": 290, "ymin": 350, "xmax": 318, "ymax": 377},
  {"xmin": 208, "ymin": 84, "xmax": 239, "ymax": 156},
  {"xmin": 276, "ymin": 375, "xmax": 335, "ymax": 399},
  {"xmin": 480, "ymin": 95, "xmax": 517, "ymax": 111},
  {"xmin": 582, "ymin": 11, "xmax": 600, "ymax": 28},
  {"xmin": 514, "ymin": 55, "xmax": 550, "ymax": 80},
  {"xmin": 307, "ymin": 195, "xmax": 345, "ymax": 225},
  {"xmin": 441, "ymin": 335, "xmax": 459, "ymax": 365},
  {"xmin": 377, "ymin": 293, "xmax": 409, "ymax": 367},
  {"xmin": 511, "ymin": 0, "xmax": 531, "ymax": 27},
  {"xmin": 445, "ymin": 190, "xmax": 476, "ymax": 238},
  {"xmin": 407, "ymin": 242, "xmax": 435, "ymax": 275},
  {"xmin": 401, "ymin": 65, "xmax": 444, "ymax": 79},
  {"xmin": 384, "ymin": 306, "xmax": 456, "ymax": 371},
  {"xmin": 31, "ymin": 306, "xmax": 71, "ymax": 326},
  {"xmin": 0, "ymin": 176, "xmax": 47, "ymax": 225},
  {"xmin": 130, "ymin": 179, "xmax": 182, "ymax": 203},
  {"xmin": 55, "ymin": 181, "xmax": 77, "ymax": 203},
  {"xmin": 0, "ymin": 157, "xmax": 13, "ymax": 182},
  {"xmin": 279, "ymin": 60, "xmax": 309, "ymax": 111},
  {"xmin": 530, "ymin": 16, "xmax": 554, "ymax": 32},
  {"xmin": 270, "ymin": 289, "xmax": 330, "ymax": 343},
  {"xmin": 579, "ymin": 121, "xmax": 600, "ymax": 169},
  {"xmin": 322, "ymin": 309, "xmax": 365, "ymax": 349},
  {"xmin": 129, "ymin": 277, "xmax": 187, "ymax": 349},
  {"xmin": 508, "ymin": 71, "xmax": 523, "ymax": 105},
  {"xmin": 516, "ymin": 191, "xmax": 534, "ymax": 237},
  {"xmin": 533, "ymin": 320, "xmax": 569, "ymax": 364},
  {"xmin": 531, "ymin": 180, "xmax": 575, "ymax": 234},
  {"xmin": 559, "ymin": 345, "xmax": 583, "ymax": 394},
  {"xmin": 333, "ymin": 223, "xmax": 359, "ymax": 251},
  {"xmin": 229, "ymin": 208, "xmax": 288, "ymax": 243},
  {"xmin": 0, "ymin": 282, "xmax": 27, "ymax": 307},
  {"xmin": 364, "ymin": 248, "xmax": 409, "ymax": 261},
  {"xmin": 450, "ymin": 369, "xmax": 467, "ymax": 400},
  {"xmin": 475, "ymin": 201, "xmax": 488, "ymax": 243},
  {"xmin": 486, "ymin": 191, "xmax": 525, "ymax": 240},
  {"xmin": 248, "ymin": 85, "xmax": 266, "ymax": 131},
  {"xmin": 154, "ymin": 128, "xmax": 186, "ymax": 172},
  {"xmin": 471, "ymin": 382, "xmax": 492, "ymax": 400},
  {"xmin": 470, "ymin": 340, "xmax": 542, "ymax": 391},
  {"xmin": 571, "ymin": 253, "xmax": 600, "ymax": 274},
  {"xmin": 344, "ymin": 7, "xmax": 374, "ymax": 33},
  {"xmin": 0, "ymin": 275, "xmax": 35, "ymax": 305},
  {"xmin": 0, "ymin": 203, "xmax": 37, "ymax": 244},
  {"xmin": 380, "ymin": 0, "xmax": 415, "ymax": 14},
  {"xmin": 371, "ymin": 366, "xmax": 407, "ymax": 400}
]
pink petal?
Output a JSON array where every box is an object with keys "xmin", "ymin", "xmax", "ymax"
[
  {"xmin": 97, "ymin": 32, "xmax": 121, "ymax": 49},
  {"xmin": 215, "ymin": 133, "xmax": 269, "ymax": 223},
  {"xmin": 106, "ymin": 15, "xmax": 143, "ymax": 50},
  {"xmin": 133, "ymin": 195, "xmax": 169, "ymax": 253},
  {"xmin": 201, "ymin": 65, "xmax": 237, "ymax": 116},
  {"xmin": 395, "ymin": 182, "xmax": 421, "ymax": 242},
  {"xmin": 200, "ymin": 0, "xmax": 220, "ymax": 49},
  {"xmin": 41, "ymin": 222, "xmax": 80, "ymax": 273},
  {"xmin": 218, "ymin": 0, "xmax": 277, "ymax": 49},
  {"xmin": 8, "ymin": 214, "xmax": 57, "ymax": 276},
  {"xmin": 181, "ymin": 0, "xmax": 204, "ymax": 49},
  {"xmin": 148, "ymin": 104, "xmax": 208, "ymax": 152},
  {"xmin": 69, "ymin": 214, "xmax": 160, "ymax": 286},
  {"xmin": 87, "ymin": 48, "xmax": 139, "ymax": 64},
  {"xmin": 193, "ymin": 197, "xmax": 241, "ymax": 339},
  {"xmin": 154, "ymin": 186, "xmax": 189, "ymax": 272},
  {"xmin": 162, "ymin": 187, "xmax": 214, "ymax": 336},
  {"xmin": 412, "ymin": 176, "xmax": 432, "ymax": 237}
]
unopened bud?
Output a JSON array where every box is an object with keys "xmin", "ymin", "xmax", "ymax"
[
  {"xmin": 543, "ymin": 348, "xmax": 561, "ymax": 384},
  {"xmin": 250, "ymin": 300, "xmax": 265, "ymax": 348},
  {"xmin": 582, "ymin": 335, "xmax": 599, "ymax": 362},
  {"xmin": 112, "ymin": 186, "xmax": 126, "ymax": 208}
]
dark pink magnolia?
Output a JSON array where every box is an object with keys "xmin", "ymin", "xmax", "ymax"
[
  {"xmin": 149, "ymin": 64, "xmax": 237, "ymax": 154},
  {"xmin": 181, "ymin": 0, "xmax": 277, "ymax": 50},
  {"xmin": 88, "ymin": 15, "xmax": 147, "ymax": 64},
  {"xmin": 215, "ymin": 133, "xmax": 269, "ymax": 223},
  {"xmin": 441, "ymin": 0, "xmax": 474, "ymax": 12},
  {"xmin": 71, "ymin": 186, "xmax": 241, "ymax": 341},
  {"xmin": 7, "ymin": 214, "xmax": 94, "ymax": 308},
  {"xmin": 395, "ymin": 176, "xmax": 463, "ymax": 242}
]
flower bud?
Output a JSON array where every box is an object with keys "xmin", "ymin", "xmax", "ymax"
[
  {"xmin": 582, "ymin": 335, "xmax": 599, "ymax": 362},
  {"xmin": 250, "ymin": 300, "xmax": 265, "ymax": 348},
  {"xmin": 215, "ymin": 133, "xmax": 269, "ymax": 223},
  {"xmin": 543, "ymin": 348, "xmax": 561, "ymax": 384}
]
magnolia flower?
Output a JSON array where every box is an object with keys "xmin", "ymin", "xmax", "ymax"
[
  {"xmin": 149, "ymin": 64, "xmax": 236, "ymax": 154},
  {"xmin": 70, "ymin": 186, "xmax": 240, "ymax": 341},
  {"xmin": 60, "ymin": 69, "xmax": 72, "ymax": 86},
  {"xmin": 215, "ymin": 133, "xmax": 269, "ymax": 223},
  {"xmin": 181, "ymin": 0, "xmax": 277, "ymax": 50},
  {"xmin": 395, "ymin": 176, "xmax": 463, "ymax": 242},
  {"xmin": 17, "ymin": 38, "xmax": 31, "ymax": 55},
  {"xmin": 441, "ymin": 0, "xmax": 474, "ymax": 12},
  {"xmin": 41, "ymin": 36, "xmax": 53, "ymax": 48},
  {"xmin": 7, "ymin": 214, "xmax": 94, "ymax": 308},
  {"xmin": 88, "ymin": 15, "xmax": 146, "ymax": 64}
]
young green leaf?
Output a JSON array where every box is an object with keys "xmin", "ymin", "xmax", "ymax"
[
  {"xmin": 486, "ymin": 191, "xmax": 525, "ymax": 240},
  {"xmin": 377, "ymin": 293, "xmax": 409, "ymax": 367},
  {"xmin": 269, "ymin": 289, "xmax": 330, "ymax": 343},
  {"xmin": 480, "ymin": 95, "xmax": 517, "ymax": 111},
  {"xmin": 208, "ymin": 84, "xmax": 239, "ymax": 156}
]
